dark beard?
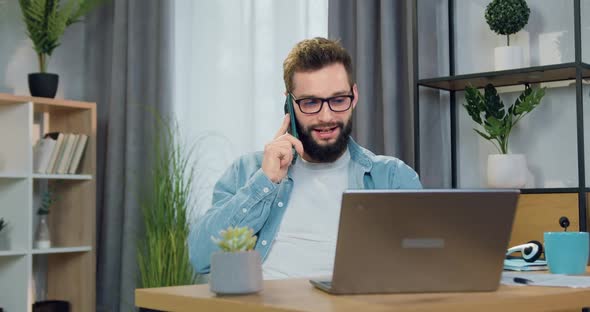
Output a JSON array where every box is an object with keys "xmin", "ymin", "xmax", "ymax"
[{"xmin": 296, "ymin": 118, "xmax": 353, "ymax": 162}]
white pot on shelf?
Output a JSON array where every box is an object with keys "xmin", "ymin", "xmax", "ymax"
[
  {"xmin": 487, "ymin": 154, "xmax": 527, "ymax": 188},
  {"xmin": 34, "ymin": 215, "xmax": 51, "ymax": 249},
  {"xmin": 494, "ymin": 46, "xmax": 523, "ymax": 71}
]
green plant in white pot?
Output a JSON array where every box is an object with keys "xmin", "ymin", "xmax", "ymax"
[
  {"xmin": 18, "ymin": 0, "xmax": 102, "ymax": 98},
  {"xmin": 463, "ymin": 83, "xmax": 545, "ymax": 188},
  {"xmin": 209, "ymin": 226, "xmax": 262, "ymax": 295},
  {"xmin": 35, "ymin": 189, "xmax": 54, "ymax": 249},
  {"xmin": 485, "ymin": 0, "xmax": 530, "ymax": 70},
  {"xmin": 0, "ymin": 218, "xmax": 9, "ymax": 250}
]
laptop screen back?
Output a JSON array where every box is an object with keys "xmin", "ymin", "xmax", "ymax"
[{"xmin": 330, "ymin": 189, "xmax": 519, "ymax": 294}]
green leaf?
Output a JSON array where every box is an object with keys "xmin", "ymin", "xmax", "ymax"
[
  {"xmin": 483, "ymin": 83, "xmax": 505, "ymax": 121},
  {"xmin": 485, "ymin": 0, "xmax": 530, "ymax": 36},
  {"xmin": 463, "ymin": 85, "xmax": 485, "ymax": 125},
  {"xmin": 483, "ymin": 116, "xmax": 506, "ymax": 138},
  {"xmin": 513, "ymin": 85, "xmax": 546, "ymax": 116},
  {"xmin": 18, "ymin": 0, "xmax": 103, "ymax": 69},
  {"xmin": 474, "ymin": 128, "xmax": 493, "ymax": 140}
]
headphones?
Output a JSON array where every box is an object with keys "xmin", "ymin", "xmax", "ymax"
[
  {"xmin": 505, "ymin": 216, "xmax": 571, "ymax": 263},
  {"xmin": 506, "ymin": 240, "xmax": 544, "ymax": 262}
]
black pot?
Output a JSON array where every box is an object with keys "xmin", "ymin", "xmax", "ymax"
[
  {"xmin": 139, "ymin": 309, "xmax": 162, "ymax": 312},
  {"xmin": 32, "ymin": 300, "xmax": 70, "ymax": 312},
  {"xmin": 28, "ymin": 73, "xmax": 59, "ymax": 98}
]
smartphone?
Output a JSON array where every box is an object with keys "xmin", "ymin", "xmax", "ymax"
[{"xmin": 285, "ymin": 94, "xmax": 299, "ymax": 163}]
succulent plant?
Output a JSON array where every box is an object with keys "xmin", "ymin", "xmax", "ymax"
[
  {"xmin": 211, "ymin": 226, "xmax": 258, "ymax": 252},
  {"xmin": 0, "ymin": 218, "xmax": 8, "ymax": 232}
]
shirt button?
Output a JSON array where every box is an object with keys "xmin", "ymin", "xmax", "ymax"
[
  {"xmin": 277, "ymin": 202, "xmax": 284, "ymax": 207},
  {"xmin": 261, "ymin": 240, "xmax": 267, "ymax": 246},
  {"xmin": 242, "ymin": 208, "xmax": 248, "ymax": 213},
  {"xmin": 263, "ymin": 187, "xmax": 269, "ymax": 193}
]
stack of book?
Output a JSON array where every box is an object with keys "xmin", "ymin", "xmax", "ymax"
[{"xmin": 33, "ymin": 132, "xmax": 89, "ymax": 174}]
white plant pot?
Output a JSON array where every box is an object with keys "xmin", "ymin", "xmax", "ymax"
[
  {"xmin": 209, "ymin": 251, "xmax": 262, "ymax": 295},
  {"xmin": 494, "ymin": 46, "xmax": 523, "ymax": 71},
  {"xmin": 487, "ymin": 154, "xmax": 527, "ymax": 188}
]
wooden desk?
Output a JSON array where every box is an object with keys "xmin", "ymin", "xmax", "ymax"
[{"xmin": 136, "ymin": 277, "xmax": 590, "ymax": 312}]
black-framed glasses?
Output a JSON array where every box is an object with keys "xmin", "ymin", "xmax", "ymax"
[{"xmin": 290, "ymin": 90, "xmax": 354, "ymax": 114}]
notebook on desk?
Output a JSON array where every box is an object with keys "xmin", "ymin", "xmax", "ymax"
[{"xmin": 310, "ymin": 189, "xmax": 520, "ymax": 295}]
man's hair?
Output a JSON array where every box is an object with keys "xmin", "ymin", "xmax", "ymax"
[{"xmin": 283, "ymin": 37, "xmax": 354, "ymax": 93}]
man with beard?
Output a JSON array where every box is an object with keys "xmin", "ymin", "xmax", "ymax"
[{"xmin": 190, "ymin": 37, "xmax": 422, "ymax": 278}]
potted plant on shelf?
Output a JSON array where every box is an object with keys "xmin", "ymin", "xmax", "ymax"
[
  {"xmin": 18, "ymin": 0, "xmax": 102, "ymax": 98},
  {"xmin": 209, "ymin": 226, "xmax": 262, "ymax": 295},
  {"xmin": 35, "ymin": 190, "xmax": 54, "ymax": 248},
  {"xmin": 0, "ymin": 218, "xmax": 9, "ymax": 250},
  {"xmin": 137, "ymin": 117, "xmax": 196, "ymax": 312},
  {"xmin": 463, "ymin": 83, "xmax": 546, "ymax": 188},
  {"xmin": 485, "ymin": 0, "xmax": 530, "ymax": 70}
]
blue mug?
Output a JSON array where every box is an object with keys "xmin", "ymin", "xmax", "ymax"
[{"xmin": 544, "ymin": 232, "xmax": 589, "ymax": 275}]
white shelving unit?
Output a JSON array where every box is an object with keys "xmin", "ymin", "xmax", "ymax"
[{"xmin": 0, "ymin": 94, "xmax": 96, "ymax": 312}]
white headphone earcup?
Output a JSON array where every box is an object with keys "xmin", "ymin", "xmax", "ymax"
[{"xmin": 506, "ymin": 240, "xmax": 544, "ymax": 262}]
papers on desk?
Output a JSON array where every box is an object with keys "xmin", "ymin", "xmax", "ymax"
[
  {"xmin": 504, "ymin": 259, "xmax": 548, "ymax": 271},
  {"xmin": 502, "ymin": 271, "xmax": 590, "ymax": 288}
]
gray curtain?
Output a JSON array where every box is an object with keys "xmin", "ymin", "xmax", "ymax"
[
  {"xmin": 84, "ymin": 1, "xmax": 174, "ymax": 311},
  {"xmin": 329, "ymin": 0, "xmax": 416, "ymax": 166}
]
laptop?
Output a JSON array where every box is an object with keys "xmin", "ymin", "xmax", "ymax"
[{"xmin": 310, "ymin": 189, "xmax": 520, "ymax": 295}]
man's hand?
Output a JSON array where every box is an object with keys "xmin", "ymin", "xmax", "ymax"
[{"xmin": 262, "ymin": 114, "xmax": 304, "ymax": 183}]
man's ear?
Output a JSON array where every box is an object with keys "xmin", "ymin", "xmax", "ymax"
[{"xmin": 352, "ymin": 83, "xmax": 359, "ymax": 110}]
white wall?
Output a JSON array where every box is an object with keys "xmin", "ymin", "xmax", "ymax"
[{"xmin": 0, "ymin": 0, "xmax": 87, "ymax": 100}]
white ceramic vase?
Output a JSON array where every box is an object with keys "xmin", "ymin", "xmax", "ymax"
[
  {"xmin": 209, "ymin": 251, "xmax": 263, "ymax": 295},
  {"xmin": 494, "ymin": 46, "xmax": 523, "ymax": 71},
  {"xmin": 487, "ymin": 154, "xmax": 527, "ymax": 188},
  {"xmin": 34, "ymin": 215, "xmax": 51, "ymax": 249}
]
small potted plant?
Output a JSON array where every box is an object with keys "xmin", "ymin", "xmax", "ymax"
[
  {"xmin": 463, "ymin": 83, "xmax": 545, "ymax": 188},
  {"xmin": 0, "ymin": 218, "xmax": 9, "ymax": 250},
  {"xmin": 209, "ymin": 226, "xmax": 262, "ymax": 295},
  {"xmin": 35, "ymin": 190, "xmax": 54, "ymax": 248},
  {"xmin": 18, "ymin": 0, "xmax": 102, "ymax": 98},
  {"xmin": 485, "ymin": 0, "xmax": 530, "ymax": 70}
]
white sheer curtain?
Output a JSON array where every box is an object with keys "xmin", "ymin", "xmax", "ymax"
[{"xmin": 172, "ymin": 0, "xmax": 328, "ymax": 218}]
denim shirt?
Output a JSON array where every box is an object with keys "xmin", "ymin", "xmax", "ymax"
[{"xmin": 189, "ymin": 138, "xmax": 422, "ymax": 274}]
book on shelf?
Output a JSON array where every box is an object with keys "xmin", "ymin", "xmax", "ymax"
[
  {"xmin": 56, "ymin": 134, "xmax": 78, "ymax": 174},
  {"xmin": 42, "ymin": 132, "xmax": 64, "ymax": 174},
  {"xmin": 50, "ymin": 133, "xmax": 70, "ymax": 174},
  {"xmin": 33, "ymin": 132, "xmax": 89, "ymax": 175},
  {"xmin": 33, "ymin": 138, "xmax": 56, "ymax": 173},
  {"xmin": 68, "ymin": 134, "xmax": 88, "ymax": 174}
]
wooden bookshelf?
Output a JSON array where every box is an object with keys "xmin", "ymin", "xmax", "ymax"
[{"xmin": 0, "ymin": 93, "xmax": 96, "ymax": 311}]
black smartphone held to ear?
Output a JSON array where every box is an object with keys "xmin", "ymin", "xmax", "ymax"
[
  {"xmin": 284, "ymin": 93, "xmax": 299, "ymax": 163},
  {"xmin": 285, "ymin": 94, "xmax": 299, "ymax": 139}
]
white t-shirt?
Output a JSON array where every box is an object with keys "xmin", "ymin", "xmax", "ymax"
[{"xmin": 262, "ymin": 149, "xmax": 350, "ymax": 280}]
